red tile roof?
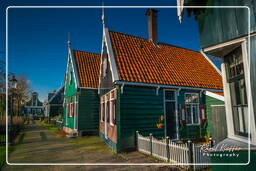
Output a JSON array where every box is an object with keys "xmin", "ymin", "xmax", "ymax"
[
  {"xmin": 73, "ymin": 50, "xmax": 100, "ymax": 88},
  {"xmin": 109, "ymin": 31, "xmax": 223, "ymax": 90}
]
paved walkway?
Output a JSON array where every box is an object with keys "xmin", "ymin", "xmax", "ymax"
[{"xmin": 3, "ymin": 121, "xmax": 181, "ymax": 171}]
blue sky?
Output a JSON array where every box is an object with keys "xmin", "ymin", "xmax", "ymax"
[{"xmin": 1, "ymin": 0, "xmax": 201, "ymax": 101}]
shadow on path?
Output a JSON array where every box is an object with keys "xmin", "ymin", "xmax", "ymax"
[{"xmin": 40, "ymin": 132, "xmax": 47, "ymax": 141}]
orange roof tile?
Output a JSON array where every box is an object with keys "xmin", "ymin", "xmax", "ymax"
[
  {"xmin": 109, "ymin": 31, "xmax": 223, "ymax": 90},
  {"xmin": 73, "ymin": 50, "xmax": 100, "ymax": 88}
]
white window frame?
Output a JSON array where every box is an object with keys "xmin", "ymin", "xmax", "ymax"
[
  {"xmin": 100, "ymin": 96, "xmax": 104, "ymax": 122},
  {"xmin": 109, "ymin": 89, "xmax": 116, "ymax": 126},
  {"xmin": 184, "ymin": 93, "xmax": 200, "ymax": 125}
]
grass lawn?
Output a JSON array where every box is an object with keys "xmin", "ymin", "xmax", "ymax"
[
  {"xmin": 0, "ymin": 145, "xmax": 5, "ymax": 168},
  {"xmin": 41, "ymin": 122, "xmax": 58, "ymax": 131}
]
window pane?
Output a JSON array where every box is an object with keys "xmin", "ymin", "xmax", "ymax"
[
  {"xmin": 192, "ymin": 94, "xmax": 199, "ymax": 103},
  {"xmin": 185, "ymin": 94, "xmax": 191, "ymax": 103},
  {"xmin": 192, "ymin": 105, "xmax": 199, "ymax": 124},
  {"xmin": 165, "ymin": 91, "xmax": 175, "ymax": 100},
  {"xmin": 186, "ymin": 105, "xmax": 192, "ymax": 124}
]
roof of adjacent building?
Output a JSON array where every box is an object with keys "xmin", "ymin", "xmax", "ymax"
[
  {"xmin": 73, "ymin": 50, "xmax": 100, "ymax": 88},
  {"xmin": 109, "ymin": 30, "xmax": 223, "ymax": 90}
]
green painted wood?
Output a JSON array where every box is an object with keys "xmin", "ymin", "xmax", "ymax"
[
  {"xmin": 63, "ymin": 57, "xmax": 78, "ymax": 129},
  {"xmin": 198, "ymin": 0, "xmax": 256, "ymax": 48},
  {"xmin": 78, "ymin": 89, "xmax": 99, "ymax": 132},
  {"xmin": 119, "ymin": 86, "xmax": 165, "ymax": 150},
  {"xmin": 205, "ymin": 95, "xmax": 224, "ymax": 136}
]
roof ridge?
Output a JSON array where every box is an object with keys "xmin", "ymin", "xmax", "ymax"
[{"xmin": 108, "ymin": 29, "xmax": 201, "ymax": 53}]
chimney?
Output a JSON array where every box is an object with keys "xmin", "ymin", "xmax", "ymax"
[{"xmin": 145, "ymin": 8, "xmax": 158, "ymax": 43}]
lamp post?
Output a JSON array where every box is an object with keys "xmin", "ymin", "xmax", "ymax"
[{"xmin": 9, "ymin": 75, "xmax": 17, "ymax": 144}]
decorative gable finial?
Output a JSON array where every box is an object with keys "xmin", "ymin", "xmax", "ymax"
[
  {"xmin": 101, "ymin": 0, "xmax": 105, "ymax": 27},
  {"xmin": 67, "ymin": 32, "xmax": 71, "ymax": 48}
]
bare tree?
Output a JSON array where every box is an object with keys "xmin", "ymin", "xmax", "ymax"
[{"xmin": 14, "ymin": 75, "xmax": 31, "ymax": 116}]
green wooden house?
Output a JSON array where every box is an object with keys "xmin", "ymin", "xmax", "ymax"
[
  {"xmin": 178, "ymin": 0, "xmax": 256, "ymax": 169},
  {"xmin": 98, "ymin": 9, "xmax": 224, "ymax": 152},
  {"xmin": 44, "ymin": 85, "xmax": 64, "ymax": 119},
  {"xmin": 63, "ymin": 41, "xmax": 100, "ymax": 135}
]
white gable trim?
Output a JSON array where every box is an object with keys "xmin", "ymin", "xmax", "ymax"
[
  {"xmin": 98, "ymin": 27, "xmax": 119, "ymax": 93},
  {"xmin": 69, "ymin": 48, "xmax": 80, "ymax": 88},
  {"xmin": 200, "ymin": 51, "xmax": 222, "ymax": 75},
  {"xmin": 205, "ymin": 91, "xmax": 224, "ymax": 101},
  {"xmin": 104, "ymin": 28, "xmax": 119, "ymax": 82}
]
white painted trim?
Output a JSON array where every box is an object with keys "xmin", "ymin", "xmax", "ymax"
[
  {"xmin": 200, "ymin": 51, "xmax": 222, "ymax": 75},
  {"xmin": 104, "ymin": 28, "xmax": 119, "ymax": 82},
  {"xmin": 221, "ymin": 62, "xmax": 235, "ymax": 137},
  {"xmin": 98, "ymin": 28, "xmax": 105, "ymax": 94},
  {"xmin": 205, "ymin": 91, "xmax": 224, "ymax": 101},
  {"xmin": 48, "ymin": 86, "xmax": 64, "ymax": 103},
  {"xmin": 115, "ymin": 81, "xmax": 223, "ymax": 92},
  {"xmin": 203, "ymin": 33, "xmax": 256, "ymax": 53},
  {"xmin": 163, "ymin": 89, "xmax": 179, "ymax": 140},
  {"xmin": 241, "ymin": 41, "xmax": 256, "ymax": 145},
  {"xmin": 184, "ymin": 93, "xmax": 200, "ymax": 125},
  {"xmin": 69, "ymin": 48, "xmax": 80, "ymax": 88}
]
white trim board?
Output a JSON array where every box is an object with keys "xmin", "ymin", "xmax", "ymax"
[
  {"xmin": 200, "ymin": 51, "xmax": 222, "ymax": 75},
  {"xmin": 205, "ymin": 91, "xmax": 224, "ymax": 101},
  {"xmin": 115, "ymin": 81, "xmax": 223, "ymax": 92},
  {"xmin": 104, "ymin": 28, "xmax": 119, "ymax": 81}
]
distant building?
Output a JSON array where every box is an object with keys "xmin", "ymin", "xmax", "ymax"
[
  {"xmin": 44, "ymin": 86, "xmax": 64, "ymax": 118},
  {"xmin": 23, "ymin": 92, "xmax": 44, "ymax": 115}
]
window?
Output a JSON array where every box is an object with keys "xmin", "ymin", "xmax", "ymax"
[
  {"xmin": 100, "ymin": 89, "xmax": 117, "ymax": 125},
  {"xmin": 185, "ymin": 93, "xmax": 200, "ymax": 125},
  {"xmin": 110, "ymin": 89, "xmax": 117, "ymax": 125},
  {"xmin": 100, "ymin": 97, "xmax": 105, "ymax": 122},
  {"xmin": 225, "ymin": 46, "xmax": 248, "ymax": 137}
]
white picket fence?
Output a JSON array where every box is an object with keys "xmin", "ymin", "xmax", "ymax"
[{"xmin": 137, "ymin": 132, "xmax": 211, "ymax": 169}]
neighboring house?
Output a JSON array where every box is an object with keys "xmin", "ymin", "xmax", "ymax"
[
  {"xmin": 23, "ymin": 92, "xmax": 44, "ymax": 115},
  {"xmin": 98, "ymin": 9, "xmax": 224, "ymax": 152},
  {"xmin": 178, "ymin": 0, "xmax": 256, "ymax": 169},
  {"xmin": 44, "ymin": 86, "xmax": 64, "ymax": 118},
  {"xmin": 63, "ymin": 41, "xmax": 100, "ymax": 135}
]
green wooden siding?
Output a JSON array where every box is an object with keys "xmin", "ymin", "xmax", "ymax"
[
  {"xmin": 63, "ymin": 57, "xmax": 78, "ymax": 129},
  {"xmin": 119, "ymin": 86, "xmax": 165, "ymax": 151},
  {"xmin": 205, "ymin": 95, "xmax": 224, "ymax": 136},
  {"xmin": 77, "ymin": 89, "xmax": 99, "ymax": 132},
  {"xmin": 197, "ymin": 0, "xmax": 256, "ymax": 48}
]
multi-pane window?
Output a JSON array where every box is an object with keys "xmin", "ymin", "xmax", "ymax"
[
  {"xmin": 100, "ymin": 89, "xmax": 117, "ymax": 125},
  {"xmin": 225, "ymin": 46, "xmax": 248, "ymax": 136},
  {"xmin": 110, "ymin": 89, "xmax": 117, "ymax": 125},
  {"xmin": 185, "ymin": 93, "xmax": 199, "ymax": 125}
]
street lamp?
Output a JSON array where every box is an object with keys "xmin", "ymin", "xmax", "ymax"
[{"xmin": 9, "ymin": 75, "xmax": 17, "ymax": 144}]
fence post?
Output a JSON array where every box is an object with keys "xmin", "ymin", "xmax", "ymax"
[
  {"xmin": 136, "ymin": 131, "xmax": 139, "ymax": 151},
  {"xmin": 187, "ymin": 140, "xmax": 194, "ymax": 170},
  {"xmin": 166, "ymin": 136, "xmax": 170, "ymax": 162},
  {"xmin": 209, "ymin": 137, "xmax": 214, "ymax": 148},
  {"xmin": 149, "ymin": 133, "xmax": 153, "ymax": 156}
]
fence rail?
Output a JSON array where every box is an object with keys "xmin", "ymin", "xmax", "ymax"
[{"xmin": 137, "ymin": 131, "xmax": 211, "ymax": 169}]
